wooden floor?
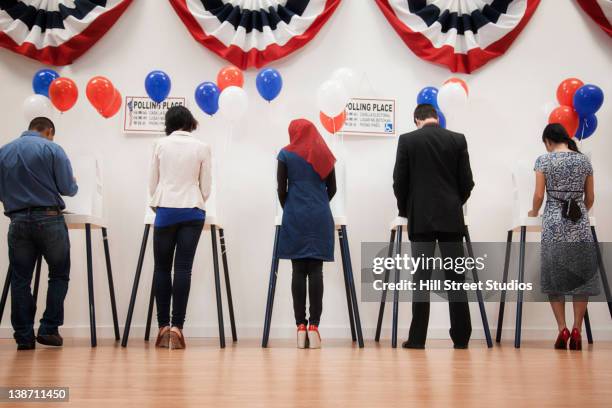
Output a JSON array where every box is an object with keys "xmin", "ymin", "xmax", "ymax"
[{"xmin": 0, "ymin": 338, "xmax": 611, "ymax": 408}]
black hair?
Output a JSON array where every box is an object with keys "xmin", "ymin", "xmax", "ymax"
[
  {"xmin": 542, "ymin": 123, "xmax": 580, "ymax": 153},
  {"xmin": 413, "ymin": 104, "xmax": 439, "ymax": 122},
  {"xmin": 164, "ymin": 105, "xmax": 198, "ymax": 136},
  {"xmin": 28, "ymin": 117, "xmax": 55, "ymax": 135}
]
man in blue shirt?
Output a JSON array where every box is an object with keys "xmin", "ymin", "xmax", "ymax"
[{"xmin": 0, "ymin": 117, "xmax": 78, "ymax": 350}]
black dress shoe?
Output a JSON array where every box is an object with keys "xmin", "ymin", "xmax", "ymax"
[
  {"xmin": 17, "ymin": 342, "xmax": 36, "ymax": 350},
  {"xmin": 453, "ymin": 344, "xmax": 469, "ymax": 349},
  {"xmin": 36, "ymin": 334, "xmax": 63, "ymax": 347},
  {"xmin": 402, "ymin": 341, "xmax": 425, "ymax": 349}
]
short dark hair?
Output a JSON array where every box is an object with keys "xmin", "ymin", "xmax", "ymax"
[
  {"xmin": 164, "ymin": 106, "xmax": 198, "ymax": 136},
  {"xmin": 413, "ymin": 104, "xmax": 439, "ymax": 122},
  {"xmin": 28, "ymin": 117, "xmax": 55, "ymax": 135}
]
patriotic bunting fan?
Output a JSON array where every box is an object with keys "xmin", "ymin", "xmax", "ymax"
[
  {"xmin": 576, "ymin": 0, "xmax": 612, "ymax": 37},
  {"xmin": 0, "ymin": 0, "xmax": 133, "ymax": 66},
  {"xmin": 375, "ymin": 0, "xmax": 541, "ymax": 74},
  {"xmin": 169, "ymin": 0, "xmax": 342, "ymax": 69}
]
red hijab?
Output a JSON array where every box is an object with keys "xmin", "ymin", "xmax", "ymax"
[{"xmin": 284, "ymin": 119, "xmax": 336, "ymax": 179}]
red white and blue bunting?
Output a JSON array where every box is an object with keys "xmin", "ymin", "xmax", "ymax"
[
  {"xmin": 374, "ymin": 0, "xmax": 541, "ymax": 74},
  {"xmin": 169, "ymin": 0, "xmax": 342, "ymax": 69},
  {"xmin": 576, "ymin": 0, "xmax": 612, "ymax": 37},
  {"xmin": 0, "ymin": 0, "xmax": 133, "ymax": 66}
]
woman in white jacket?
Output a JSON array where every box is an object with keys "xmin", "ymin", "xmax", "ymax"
[{"xmin": 148, "ymin": 106, "xmax": 212, "ymax": 349}]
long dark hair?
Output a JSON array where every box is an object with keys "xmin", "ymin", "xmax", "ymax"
[{"xmin": 542, "ymin": 123, "xmax": 580, "ymax": 153}]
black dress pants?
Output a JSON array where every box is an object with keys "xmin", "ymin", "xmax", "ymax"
[
  {"xmin": 291, "ymin": 258, "xmax": 323, "ymax": 326},
  {"xmin": 408, "ymin": 231, "xmax": 472, "ymax": 347},
  {"xmin": 153, "ymin": 220, "xmax": 204, "ymax": 329}
]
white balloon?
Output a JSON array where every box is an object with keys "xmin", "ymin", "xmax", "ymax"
[
  {"xmin": 437, "ymin": 82, "xmax": 468, "ymax": 115},
  {"xmin": 219, "ymin": 86, "xmax": 249, "ymax": 122},
  {"xmin": 317, "ymin": 80, "xmax": 349, "ymax": 117},
  {"xmin": 23, "ymin": 94, "xmax": 54, "ymax": 122},
  {"xmin": 331, "ymin": 67, "xmax": 360, "ymax": 96}
]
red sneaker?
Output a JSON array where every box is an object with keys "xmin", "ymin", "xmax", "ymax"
[
  {"xmin": 308, "ymin": 325, "xmax": 321, "ymax": 349},
  {"xmin": 297, "ymin": 324, "xmax": 307, "ymax": 349}
]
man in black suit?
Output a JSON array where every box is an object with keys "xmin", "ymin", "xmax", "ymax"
[{"xmin": 393, "ymin": 104, "xmax": 474, "ymax": 349}]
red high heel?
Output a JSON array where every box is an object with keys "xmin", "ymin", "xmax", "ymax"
[
  {"xmin": 569, "ymin": 328, "xmax": 582, "ymax": 351},
  {"xmin": 554, "ymin": 328, "xmax": 570, "ymax": 349}
]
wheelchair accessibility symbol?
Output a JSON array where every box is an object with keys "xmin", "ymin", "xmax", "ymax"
[{"xmin": 384, "ymin": 122, "xmax": 393, "ymax": 133}]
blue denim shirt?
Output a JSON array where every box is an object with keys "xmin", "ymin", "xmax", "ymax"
[{"xmin": 0, "ymin": 131, "xmax": 78, "ymax": 214}]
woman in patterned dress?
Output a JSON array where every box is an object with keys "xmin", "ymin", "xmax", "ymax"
[{"xmin": 528, "ymin": 123, "xmax": 598, "ymax": 351}]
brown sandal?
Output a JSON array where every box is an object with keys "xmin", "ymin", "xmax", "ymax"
[
  {"xmin": 155, "ymin": 326, "xmax": 171, "ymax": 348},
  {"xmin": 169, "ymin": 327, "xmax": 186, "ymax": 349}
]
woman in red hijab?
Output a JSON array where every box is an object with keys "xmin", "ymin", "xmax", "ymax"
[{"xmin": 277, "ymin": 118, "xmax": 337, "ymax": 349}]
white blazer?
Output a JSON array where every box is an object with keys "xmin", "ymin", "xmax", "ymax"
[{"xmin": 148, "ymin": 131, "xmax": 212, "ymax": 211}]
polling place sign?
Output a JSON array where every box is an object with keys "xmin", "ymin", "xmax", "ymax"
[
  {"xmin": 123, "ymin": 96, "xmax": 186, "ymax": 134},
  {"xmin": 343, "ymin": 98, "xmax": 396, "ymax": 136}
]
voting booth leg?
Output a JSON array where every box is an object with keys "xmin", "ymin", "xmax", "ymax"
[
  {"xmin": 496, "ymin": 231, "xmax": 513, "ymax": 343},
  {"xmin": 121, "ymin": 224, "xmax": 151, "ymax": 347},
  {"xmin": 591, "ymin": 227, "xmax": 612, "ymax": 319},
  {"xmin": 32, "ymin": 255, "xmax": 42, "ymax": 304},
  {"xmin": 219, "ymin": 228, "xmax": 237, "ymax": 342},
  {"xmin": 211, "ymin": 226, "xmax": 226, "ymax": 348},
  {"xmin": 144, "ymin": 275, "xmax": 155, "ymax": 342},
  {"xmin": 514, "ymin": 227, "xmax": 527, "ymax": 348},
  {"xmin": 375, "ymin": 229, "xmax": 397, "ymax": 342},
  {"xmin": 391, "ymin": 226, "xmax": 403, "ymax": 348},
  {"xmin": 0, "ymin": 267, "xmax": 10, "ymax": 326},
  {"xmin": 85, "ymin": 224, "xmax": 97, "ymax": 347},
  {"xmin": 584, "ymin": 310, "xmax": 593, "ymax": 344},
  {"xmin": 340, "ymin": 226, "xmax": 364, "ymax": 348},
  {"xmin": 262, "ymin": 226, "xmax": 280, "ymax": 348},
  {"xmin": 102, "ymin": 228, "xmax": 120, "ymax": 341},
  {"xmin": 464, "ymin": 228, "xmax": 493, "ymax": 348},
  {"xmin": 338, "ymin": 228, "xmax": 356, "ymax": 342}
]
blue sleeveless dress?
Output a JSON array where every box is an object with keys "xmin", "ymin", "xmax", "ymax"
[{"xmin": 277, "ymin": 149, "xmax": 334, "ymax": 261}]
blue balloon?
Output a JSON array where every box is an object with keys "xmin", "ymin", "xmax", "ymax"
[
  {"xmin": 437, "ymin": 110, "xmax": 446, "ymax": 129},
  {"xmin": 256, "ymin": 68, "xmax": 283, "ymax": 102},
  {"xmin": 145, "ymin": 70, "xmax": 171, "ymax": 103},
  {"xmin": 417, "ymin": 87, "xmax": 439, "ymax": 109},
  {"xmin": 194, "ymin": 82, "xmax": 220, "ymax": 116},
  {"xmin": 573, "ymin": 84, "xmax": 604, "ymax": 116},
  {"xmin": 32, "ymin": 69, "xmax": 59, "ymax": 97},
  {"xmin": 575, "ymin": 114, "xmax": 598, "ymax": 140}
]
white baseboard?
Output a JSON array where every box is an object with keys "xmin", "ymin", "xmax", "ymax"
[{"xmin": 2, "ymin": 325, "xmax": 611, "ymax": 341}]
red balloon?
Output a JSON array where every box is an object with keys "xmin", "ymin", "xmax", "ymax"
[
  {"xmin": 443, "ymin": 77, "xmax": 469, "ymax": 96},
  {"xmin": 49, "ymin": 78, "xmax": 78, "ymax": 112},
  {"xmin": 556, "ymin": 78, "xmax": 584, "ymax": 107},
  {"xmin": 101, "ymin": 90, "xmax": 122, "ymax": 119},
  {"xmin": 549, "ymin": 106, "xmax": 579, "ymax": 138},
  {"xmin": 320, "ymin": 110, "xmax": 346, "ymax": 134},
  {"xmin": 86, "ymin": 76, "xmax": 116, "ymax": 114},
  {"xmin": 217, "ymin": 66, "xmax": 244, "ymax": 90}
]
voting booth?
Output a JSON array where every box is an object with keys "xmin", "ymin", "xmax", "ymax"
[
  {"xmin": 496, "ymin": 161, "xmax": 611, "ymax": 348},
  {"xmin": 261, "ymin": 155, "xmax": 364, "ymax": 348},
  {"xmin": 0, "ymin": 156, "xmax": 120, "ymax": 347},
  {"xmin": 120, "ymin": 171, "xmax": 237, "ymax": 348},
  {"xmin": 373, "ymin": 206, "xmax": 493, "ymax": 349}
]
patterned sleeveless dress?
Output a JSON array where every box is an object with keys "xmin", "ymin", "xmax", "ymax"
[{"xmin": 534, "ymin": 152, "xmax": 599, "ymax": 296}]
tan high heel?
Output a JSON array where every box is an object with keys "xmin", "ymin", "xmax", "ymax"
[
  {"xmin": 155, "ymin": 326, "xmax": 171, "ymax": 348},
  {"xmin": 169, "ymin": 327, "xmax": 186, "ymax": 349}
]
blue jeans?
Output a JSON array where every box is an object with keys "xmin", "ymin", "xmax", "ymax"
[
  {"xmin": 8, "ymin": 211, "xmax": 70, "ymax": 344},
  {"xmin": 153, "ymin": 219, "xmax": 204, "ymax": 329}
]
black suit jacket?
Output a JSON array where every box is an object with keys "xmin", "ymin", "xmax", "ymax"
[{"xmin": 393, "ymin": 124, "xmax": 474, "ymax": 238}]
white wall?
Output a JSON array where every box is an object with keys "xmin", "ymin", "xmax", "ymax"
[{"xmin": 0, "ymin": 1, "xmax": 610, "ymax": 341}]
